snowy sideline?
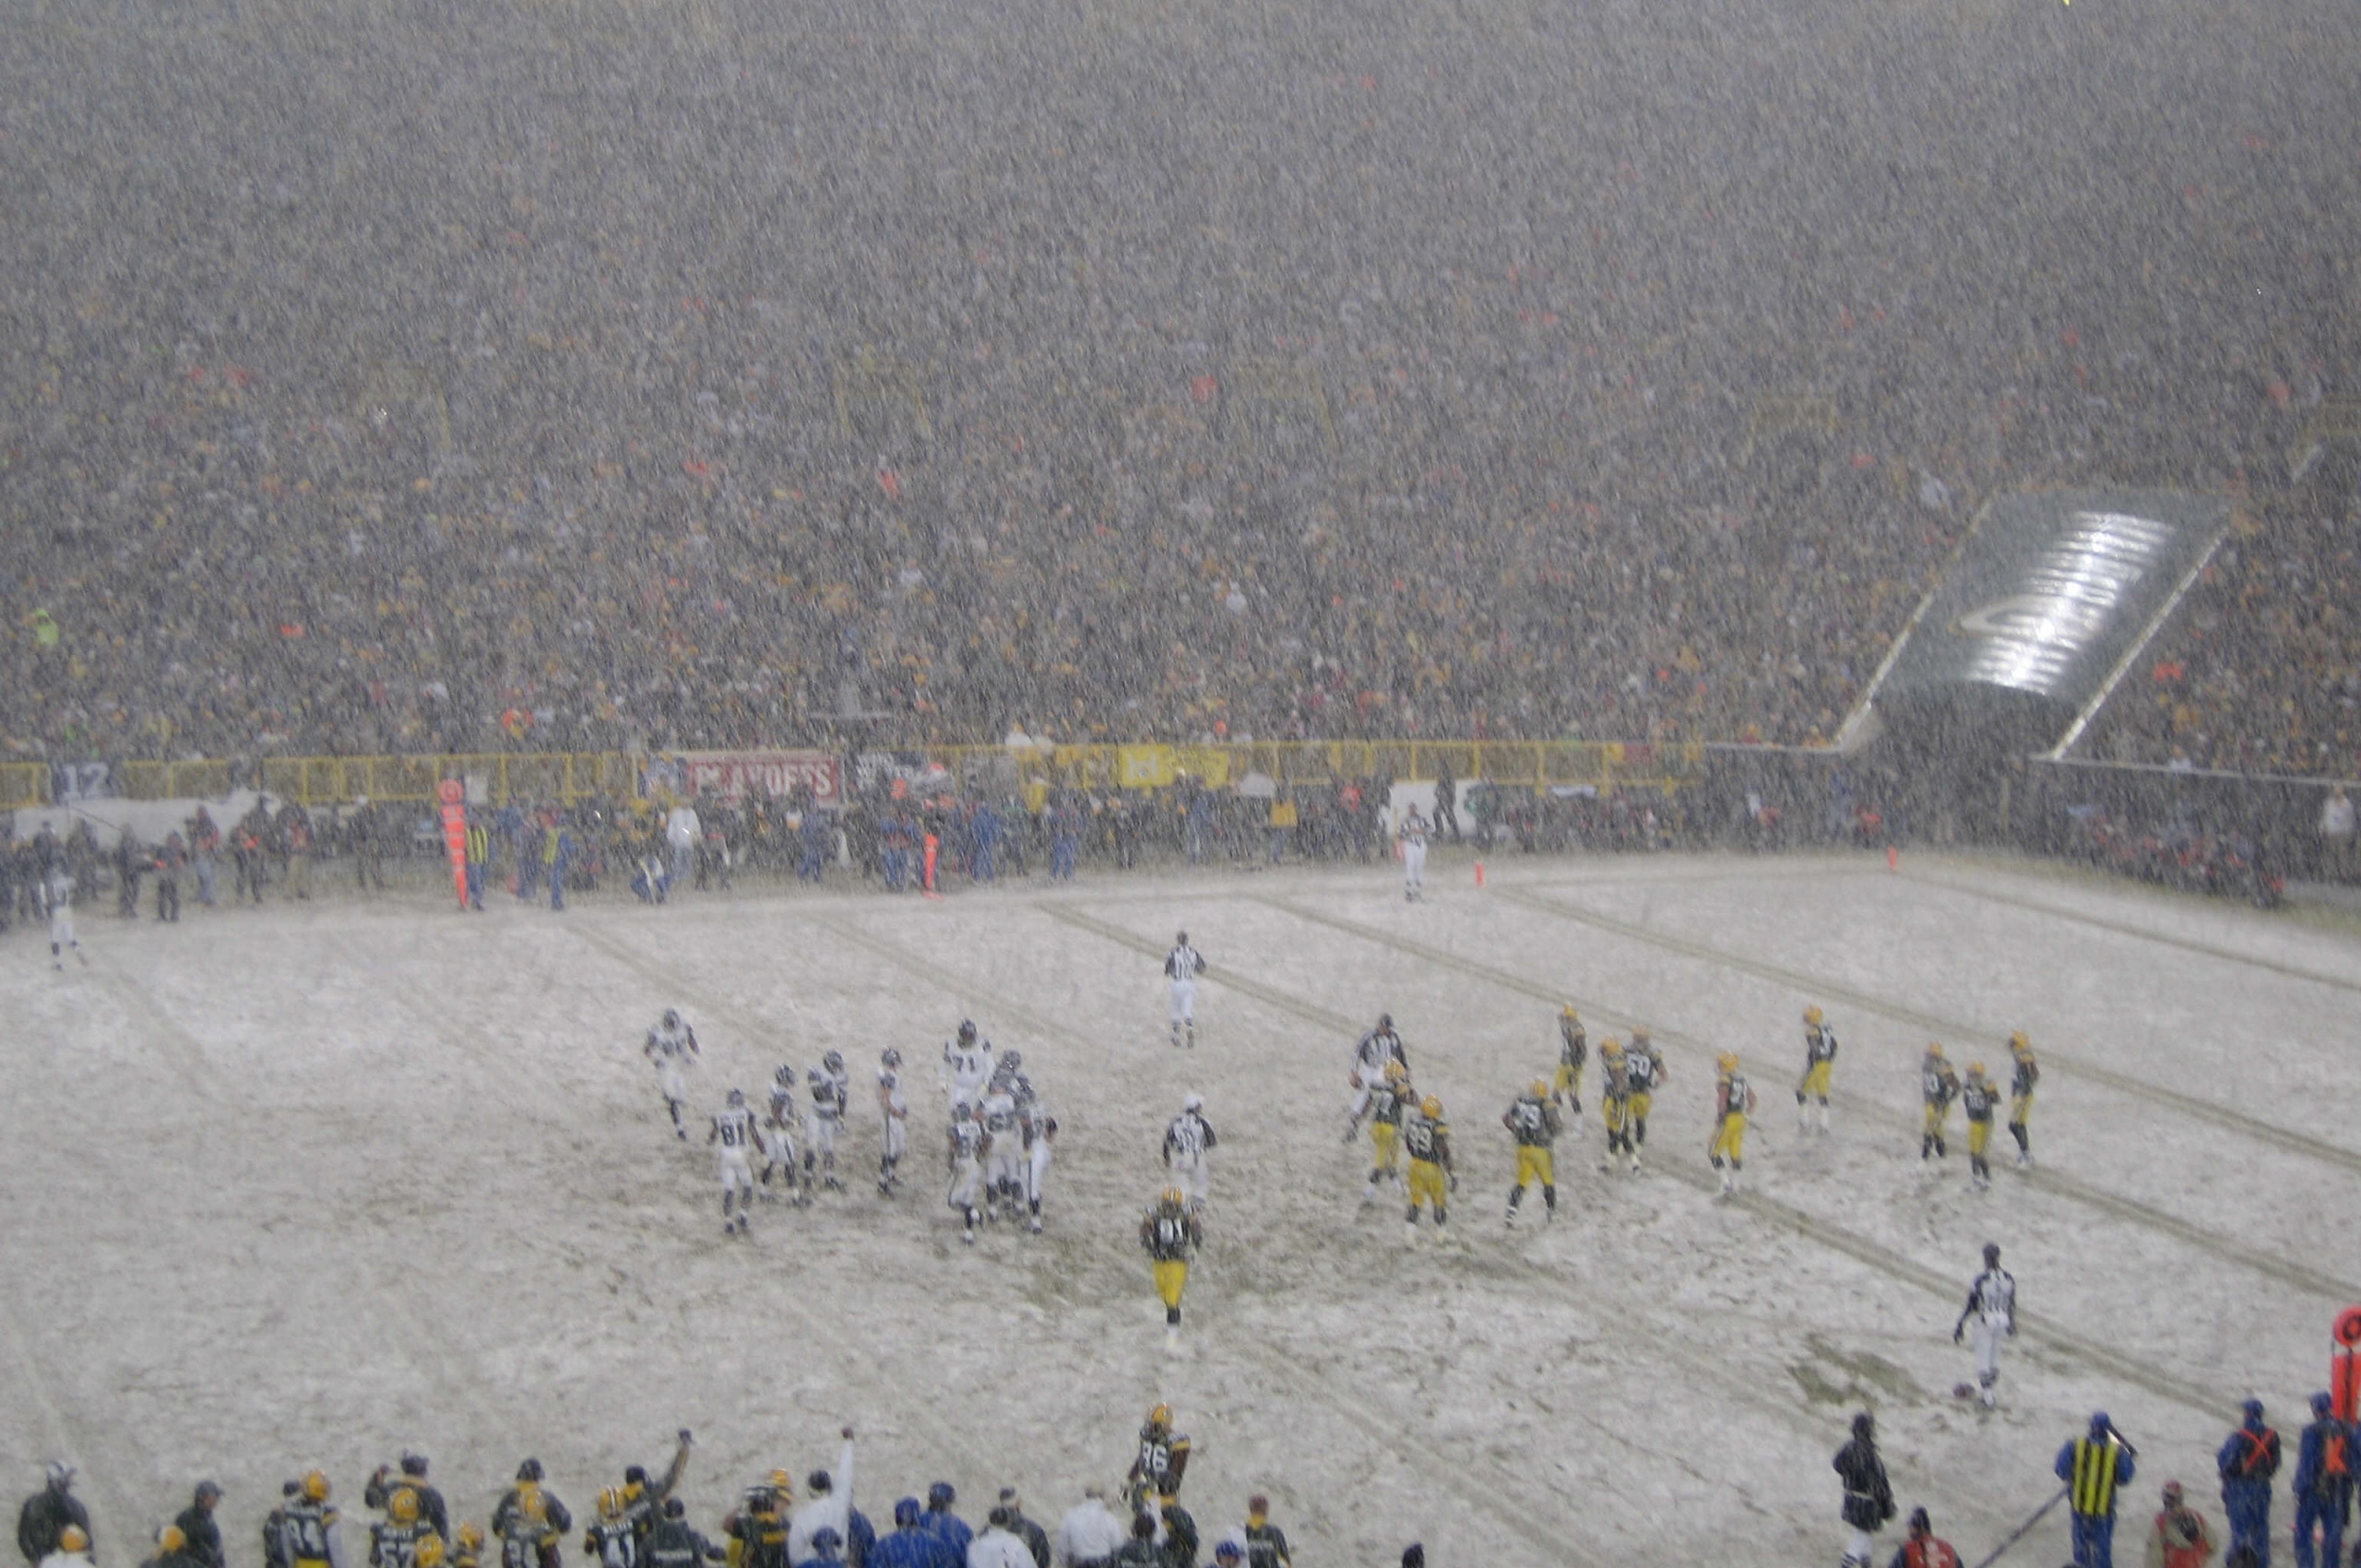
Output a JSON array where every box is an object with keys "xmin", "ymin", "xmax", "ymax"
[{"xmin": 4, "ymin": 849, "xmax": 2355, "ymax": 1567}]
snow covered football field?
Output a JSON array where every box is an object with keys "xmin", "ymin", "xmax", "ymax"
[{"xmin": 6, "ymin": 849, "xmax": 2359, "ymax": 1567}]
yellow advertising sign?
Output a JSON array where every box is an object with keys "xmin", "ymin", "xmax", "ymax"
[
  {"xmin": 1118, "ymin": 745, "xmax": 1176, "ymax": 790},
  {"xmin": 1173, "ymin": 746, "xmax": 1231, "ymax": 788}
]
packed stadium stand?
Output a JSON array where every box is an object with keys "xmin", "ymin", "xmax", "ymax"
[
  {"xmin": 2085, "ymin": 488, "xmax": 2361, "ymax": 778},
  {"xmin": 0, "ymin": 0, "xmax": 2355, "ymax": 766}
]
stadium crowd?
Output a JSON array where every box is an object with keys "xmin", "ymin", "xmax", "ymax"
[
  {"xmin": 2088, "ymin": 489, "xmax": 2361, "ymax": 778},
  {"xmin": 2, "ymin": 0, "xmax": 2352, "ymax": 771},
  {"xmin": 10, "ymin": 1434, "xmax": 1311, "ymax": 1568}
]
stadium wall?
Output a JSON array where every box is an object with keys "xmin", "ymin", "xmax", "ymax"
[{"xmin": 0, "ymin": 740, "xmax": 1704, "ymax": 813}]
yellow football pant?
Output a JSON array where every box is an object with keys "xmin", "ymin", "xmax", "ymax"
[
  {"xmin": 1370, "ymin": 1122, "xmax": 1399, "ymax": 1174},
  {"xmin": 1514, "ymin": 1146, "xmax": 1554, "ymax": 1189},
  {"xmin": 1602, "ymin": 1097, "xmax": 1628, "ymax": 1136},
  {"xmin": 1407, "ymin": 1159, "xmax": 1447, "ymax": 1214},
  {"xmin": 1628, "ymin": 1090, "xmax": 1654, "ymax": 1127},
  {"xmin": 1966, "ymin": 1120, "xmax": 1990, "ymax": 1158},
  {"xmin": 1923, "ymin": 1102, "xmax": 1950, "ymax": 1137},
  {"xmin": 1798, "ymin": 1061, "xmax": 1832, "ymax": 1099},
  {"xmin": 2010, "ymin": 1090, "xmax": 2034, "ymax": 1127},
  {"xmin": 1154, "ymin": 1259, "xmax": 1189, "ymax": 1311},
  {"xmin": 1711, "ymin": 1112, "xmax": 1746, "ymax": 1165},
  {"xmin": 1552, "ymin": 1063, "xmax": 1583, "ymax": 1099}
]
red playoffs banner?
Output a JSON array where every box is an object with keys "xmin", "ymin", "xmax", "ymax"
[{"xmin": 641, "ymin": 751, "xmax": 845, "ymax": 807}]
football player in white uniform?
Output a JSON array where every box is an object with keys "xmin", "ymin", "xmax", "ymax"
[
  {"xmin": 1163, "ymin": 1094, "xmax": 1216, "ymax": 1213},
  {"xmin": 645, "ymin": 1010, "xmax": 700, "ymax": 1139},
  {"xmin": 805, "ymin": 1051, "xmax": 850, "ymax": 1192},
  {"xmin": 710, "ymin": 1088, "xmax": 757, "ymax": 1236},
  {"xmin": 946, "ymin": 1101, "xmax": 988, "ymax": 1244},
  {"xmin": 942, "ymin": 1019, "xmax": 996, "ymax": 1114},
  {"xmin": 1017, "ymin": 1081, "xmax": 1057, "ymax": 1235},
  {"xmin": 758, "ymin": 1067, "xmax": 805, "ymax": 1206},
  {"xmin": 979, "ymin": 1082, "xmax": 1025, "ymax": 1219},
  {"xmin": 1344, "ymin": 1014, "xmax": 1408, "ymax": 1142},
  {"xmin": 1164, "ymin": 932, "xmax": 1205, "ymax": 1049},
  {"xmin": 43, "ymin": 873, "xmax": 84, "ymax": 970},
  {"xmin": 1397, "ymin": 810, "xmax": 1429, "ymax": 901},
  {"xmin": 876, "ymin": 1048, "xmax": 908, "ymax": 1197}
]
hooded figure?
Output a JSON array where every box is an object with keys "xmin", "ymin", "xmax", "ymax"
[{"xmin": 19, "ymin": 1466, "xmax": 92, "ymax": 1565}]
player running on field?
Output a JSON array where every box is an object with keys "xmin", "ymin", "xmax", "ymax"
[
  {"xmin": 1622, "ymin": 1027, "xmax": 1665, "ymax": 1170},
  {"xmin": 1796, "ymin": 1005, "xmax": 1837, "ymax": 1135},
  {"xmin": 2006, "ymin": 1031, "xmax": 2040, "ymax": 1169},
  {"xmin": 1710, "ymin": 1051, "xmax": 1756, "ymax": 1195},
  {"xmin": 1401, "ymin": 1094, "xmax": 1453, "ymax": 1230},
  {"xmin": 758, "ymin": 1098, "xmax": 806, "ymax": 1207},
  {"xmin": 710, "ymin": 1089, "xmax": 757, "ymax": 1236},
  {"xmin": 1362, "ymin": 1061, "xmax": 1411, "ymax": 1203},
  {"xmin": 946, "ymin": 1101, "xmax": 988, "ymax": 1244},
  {"xmin": 980, "ymin": 1079, "xmax": 1026, "ymax": 1220},
  {"xmin": 805, "ymin": 1051, "xmax": 850, "ymax": 1191},
  {"xmin": 943, "ymin": 1019, "xmax": 995, "ymax": 1114},
  {"xmin": 1960, "ymin": 1063, "xmax": 1999, "ymax": 1190},
  {"xmin": 1016, "ymin": 1073, "xmax": 1056, "ymax": 1234},
  {"xmin": 1502, "ymin": 1080, "xmax": 1561, "ymax": 1226},
  {"xmin": 1165, "ymin": 932, "xmax": 1205, "ymax": 1050},
  {"xmin": 1919, "ymin": 1044, "xmax": 1961, "ymax": 1161},
  {"xmin": 645, "ymin": 1010, "xmax": 700, "ymax": 1139},
  {"xmin": 1597, "ymin": 1036, "xmax": 1633, "ymax": 1169},
  {"xmin": 1552, "ymin": 1005, "xmax": 1586, "ymax": 1123},
  {"xmin": 1127, "ymin": 1405, "xmax": 1192, "ymax": 1510},
  {"xmin": 875, "ymin": 1049, "xmax": 908, "ymax": 1196},
  {"xmin": 760, "ymin": 1064, "xmax": 806, "ymax": 1205},
  {"xmin": 1140, "ymin": 1190, "xmax": 1204, "ymax": 1340}
]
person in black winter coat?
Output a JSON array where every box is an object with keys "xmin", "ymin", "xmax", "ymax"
[
  {"xmin": 18, "ymin": 1466, "xmax": 92, "ymax": 1564},
  {"xmin": 641, "ymin": 1498, "xmax": 720, "ymax": 1568},
  {"xmin": 1155, "ymin": 1504, "xmax": 1195, "ymax": 1568},
  {"xmin": 175, "ymin": 1483, "xmax": 225, "ymax": 1568},
  {"xmin": 366, "ymin": 1458, "xmax": 448, "ymax": 1544},
  {"xmin": 114, "ymin": 829, "xmax": 146, "ymax": 918},
  {"xmin": 154, "ymin": 832, "xmax": 186, "ymax": 922},
  {"xmin": 991, "ymin": 1493, "xmax": 1047, "ymax": 1568},
  {"xmin": 1833, "ymin": 1412, "xmax": 1896, "ymax": 1568},
  {"xmin": 1109, "ymin": 1515, "xmax": 1157, "ymax": 1568}
]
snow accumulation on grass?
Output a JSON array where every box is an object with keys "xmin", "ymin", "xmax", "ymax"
[{"xmin": 5, "ymin": 849, "xmax": 2353, "ymax": 1566}]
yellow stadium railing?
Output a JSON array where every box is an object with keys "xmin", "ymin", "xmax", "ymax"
[
  {"xmin": 0, "ymin": 764, "xmax": 46, "ymax": 812},
  {"xmin": 102, "ymin": 753, "xmax": 639, "ymax": 809},
  {"xmin": 114, "ymin": 760, "xmax": 236, "ymax": 802},
  {"xmin": 255, "ymin": 753, "xmax": 643, "ymax": 808},
  {"xmin": 17, "ymin": 742, "xmax": 1697, "ymax": 812},
  {"xmin": 927, "ymin": 740, "xmax": 1701, "ymax": 794}
]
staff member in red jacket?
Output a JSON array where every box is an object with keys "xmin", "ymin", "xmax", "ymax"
[
  {"xmin": 1884, "ymin": 1508, "xmax": 1959, "ymax": 1568},
  {"xmin": 2142, "ymin": 1482, "xmax": 2216, "ymax": 1568}
]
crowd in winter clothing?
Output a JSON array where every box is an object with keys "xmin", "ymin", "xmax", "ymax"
[
  {"xmin": 12, "ymin": 1444, "xmax": 1304, "ymax": 1568},
  {"xmin": 3, "ymin": 0, "xmax": 2353, "ymax": 768},
  {"xmin": 2087, "ymin": 489, "xmax": 2361, "ymax": 778}
]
